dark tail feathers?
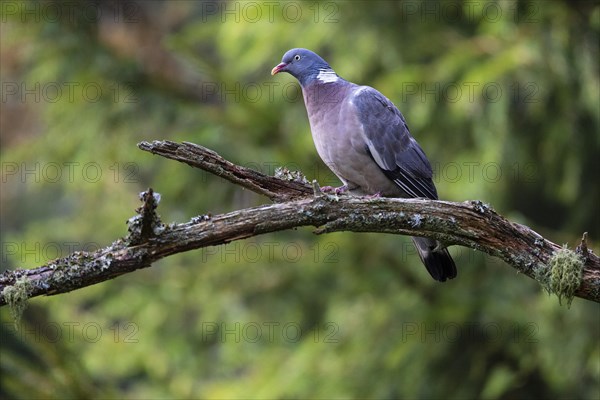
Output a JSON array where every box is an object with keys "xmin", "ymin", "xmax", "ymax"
[{"xmin": 411, "ymin": 236, "xmax": 457, "ymax": 282}]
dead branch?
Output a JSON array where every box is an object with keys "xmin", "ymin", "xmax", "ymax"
[{"xmin": 1, "ymin": 140, "xmax": 598, "ymax": 310}]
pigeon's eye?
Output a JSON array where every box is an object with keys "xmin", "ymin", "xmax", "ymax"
[{"xmin": 294, "ymin": 55, "xmax": 301, "ymax": 61}]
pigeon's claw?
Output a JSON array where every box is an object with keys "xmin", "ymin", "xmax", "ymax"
[{"xmin": 321, "ymin": 185, "xmax": 348, "ymax": 195}]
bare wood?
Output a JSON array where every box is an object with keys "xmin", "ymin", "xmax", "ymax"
[{"xmin": 1, "ymin": 141, "xmax": 598, "ymax": 308}]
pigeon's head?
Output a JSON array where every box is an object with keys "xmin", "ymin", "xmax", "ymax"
[{"xmin": 271, "ymin": 48, "xmax": 334, "ymax": 86}]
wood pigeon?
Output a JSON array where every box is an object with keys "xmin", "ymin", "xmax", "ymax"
[{"xmin": 272, "ymin": 48, "xmax": 457, "ymax": 282}]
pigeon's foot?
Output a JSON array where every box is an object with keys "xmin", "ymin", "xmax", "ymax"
[
  {"xmin": 321, "ymin": 185, "xmax": 348, "ymax": 195},
  {"xmin": 365, "ymin": 192, "xmax": 381, "ymax": 199},
  {"xmin": 433, "ymin": 242, "xmax": 449, "ymax": 253}
]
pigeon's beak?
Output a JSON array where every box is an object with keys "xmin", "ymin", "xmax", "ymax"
[{"xmin": 271, "ymin": 62, "xmax": 288, "ymax": 75}]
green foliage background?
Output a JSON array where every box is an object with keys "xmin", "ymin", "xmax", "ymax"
[{"xmin": 1, "ymin": 0, "xmax": 599, "ymax": 398}]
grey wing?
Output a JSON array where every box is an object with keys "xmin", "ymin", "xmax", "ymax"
[{"xmin": 351, "ymin": 87, "xmax": 438, "ymax": 200}]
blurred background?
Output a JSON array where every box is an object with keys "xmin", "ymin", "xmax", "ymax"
[{"xmin": 1, "ymin": 0, "xmax": 599, "ymax": 398}]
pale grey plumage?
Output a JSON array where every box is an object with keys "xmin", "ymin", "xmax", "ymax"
[{"xmin": 272, "ymin": 48, "xmax": 456, "ymax": 282}]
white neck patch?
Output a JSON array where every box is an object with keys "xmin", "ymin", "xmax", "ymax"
[{"xmin": 317, "ymin": 69, "xmax": 339, "ymax": 83}]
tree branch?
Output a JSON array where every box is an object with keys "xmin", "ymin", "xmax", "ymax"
[
  {"xmin": 137, "ymin": 140, "xmax": 313, "ymax": 202},
  {"xmin": 1, "ymin": 140, "xmax": 598, "ymax": 310}
]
